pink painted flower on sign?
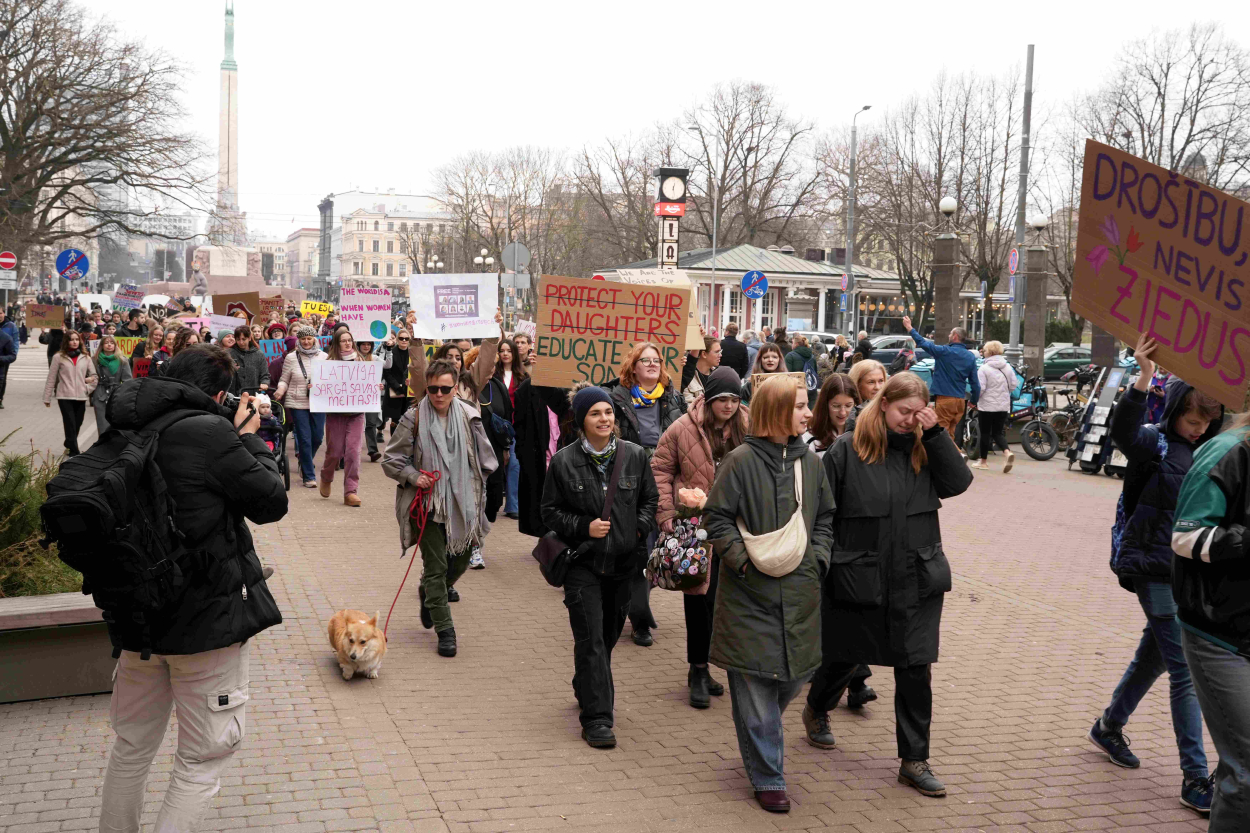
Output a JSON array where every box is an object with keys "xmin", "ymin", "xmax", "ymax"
[
  {"xmin": 1085, "ymin": 245, "xmax": 1110, "ymax": 276},
  {"xmin": 1100, "ymin": 215, "xmax": 1120, "ymax": 248}
]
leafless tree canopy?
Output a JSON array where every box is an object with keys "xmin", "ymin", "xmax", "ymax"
[{"xmin": 0, "ymin": 0, "xmax": 213, "ymax": 264}]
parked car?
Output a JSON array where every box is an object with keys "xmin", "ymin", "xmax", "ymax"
[
  {"xmin": 870, "ymin": 334, "xmax": 932, "ymax": 368},
  {"xmin": 791, "ymin": 330, "xmax": 842, "ymax": 347},
  {"xmin": 1043, "ymin": 345, "xmax": 1092, "ymax": 379}
]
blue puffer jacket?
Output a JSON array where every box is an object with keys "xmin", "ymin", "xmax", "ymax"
[{"xmin": 1109, "ymin": 378, "xmax": 1222, "ymax": 585}]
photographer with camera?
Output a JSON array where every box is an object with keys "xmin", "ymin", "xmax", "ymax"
[{"xmin": 95, "ymin": 344, "xmax": 288, "ymax": 832}]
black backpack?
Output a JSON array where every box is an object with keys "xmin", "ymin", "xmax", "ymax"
[{"xmin": 40, "ymin": 409, "xmax": 208, "ymax": 659}]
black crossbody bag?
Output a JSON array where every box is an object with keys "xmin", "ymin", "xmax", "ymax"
[{"xmin": 532, "ymin": 451, "xmax": 626, "ymax": 588}]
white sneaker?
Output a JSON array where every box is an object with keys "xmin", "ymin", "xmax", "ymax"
[
  {"xmin": 1003, "ymin": 450, "xmax": 1015, "ymax": 473},
  {"xmin": 971, "ymin": 460, "xmax": 989, "ymax": 470},
  {"xmin": 468, "ymin": 547, "xmax": 485, "ymax": 569}
]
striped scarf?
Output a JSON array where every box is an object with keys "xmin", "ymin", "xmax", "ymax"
[
  {"xmin": 580, "ymin": 436, "xmax": 618, "ymax": 479},
  {"xmin": 631, "ymin": 382, "xmax": 665, "ymax": 408}
]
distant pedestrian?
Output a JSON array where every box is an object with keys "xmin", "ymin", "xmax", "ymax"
[
  {"xmin": 43, "ymin": 330, "xmax": 97, "ymax": 455},
  {"xmin": 318, "ymin": 330, "xmax": 367, "ymax": 507},
  {"xmin": 973, "ymin": 340, "xmax": 1017, "ymax": 472},
  {"xmin": 719, "ymin": 322, "xmax": 750, "ymax": 379},
  {"xmin": 0, "ymin": 320, "xmax": 15, "ymax": 409},
  {"xmin": 91, "ymin": 334, "xmax": 132, "ymax": 434},
  {"xmin": 743, "ymin": 329, "xmax": 761, "ymax": 373},
  {"xmin": 807, "ymin": 372, "xmax": 971, "ymax": 798},
  {"xmin": 852, "ymin": 330, "xmax": 874, "ymax": 364},
  {"xmin": 683, "ymin": 336, "xmax": 723, "ymax": 407},
  {"xmin": 741, "ymin": 342, "xmax": 786, "ymax": 404},
  {"xmin": 702, "ymin": 374, "xmax": 834, "ymax": 813},
  {"xmin": 274, "ymin": 325, "xmax": 328, "ymax": 488},
  {"xmin": 771, "ymin": 326, "xmax": 790, "ymax": 355},
  {"xmin": 903, "ymin": 315, "xmax": 979, "ymax": 443}
]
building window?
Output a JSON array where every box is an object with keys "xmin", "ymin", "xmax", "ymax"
[
  {"xmin": 761, "ymin": 290, "xmax": 775, "ymax": 329},
  {"xmin": 386, "ymin": 262, "xmax": 394, "ymax": 277},
  {"xmin": 400, "ymin": 222, "xmax": 407, "ymax": 232},
  {"xmin": 387, "ymin": 240, "xmax": 394, "ymax": 253},
  {"xmin": 727, "ymin": 288, "xmax": 743, "ymax": 328},
  {"xmin": 373, "ymin": 221, "xmax": 379, "ymax": 231},
  {"xmin": 400, "ymin": 240, "xmax": 408, "ymax": 253},
  {"xmin": 426, "ymin": 223, "xmax": 433, "ymax": 233},
  {"xmin": 399, "ymin": 263, "xmax": 407, "ymax": 277},
  {"xmin": 438, "ymin": 224, "xmax": 445, "ymax": 234},
  {"xmin": 357, "ymin": 240, "xmax": 363, "ymax": 252},
  {"xmin": 353, "ymin": 262, "xmax": 361, "ymax": 275},
  {"xmin": 356, "ymin": 221, "xmax": 364, "ymax": 231},
  {"xmin": 387, "ymin": 222, "xmax": 394, "ymax": 232},
  {"xmin": 371, "ymin": 262, "xmax": 379, "ymax": 276},
  {"xmin": 372, "ymin": 240, "xmax": 379, "ymax": 252}
]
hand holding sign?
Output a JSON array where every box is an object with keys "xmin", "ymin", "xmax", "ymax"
[{"xmin": 1133, "ymin": 333, "xmax": 1158, "ymax": 381}]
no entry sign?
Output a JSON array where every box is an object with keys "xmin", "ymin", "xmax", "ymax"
[{"xmin": 0, "ymin": 251, "xmax": 15, "ymax": 270}]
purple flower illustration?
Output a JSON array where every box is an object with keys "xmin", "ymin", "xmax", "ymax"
[
  {"xmin": 1086, "ymin": 245, "xmax": 1109, "ymax": 276},
  {"xmin": 1100, "ymin": 215, "xmax": 1120, "ymax": 247}
]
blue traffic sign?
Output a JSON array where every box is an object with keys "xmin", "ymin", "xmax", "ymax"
[
  {"xmin": 839, "ymin": 292, "xmax": 848, "ymax": 311},
  {"xmin": 741, "ymin": 270, "xmax": 768, "ymax": 299},
  {"xmin": 55, "ymin": 248, "xmax": 89, "ymax": 281}
]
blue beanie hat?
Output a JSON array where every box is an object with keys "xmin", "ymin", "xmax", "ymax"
[{"xmin": 572, "ymin": 386, "xmax": 613, "ymax": 429}]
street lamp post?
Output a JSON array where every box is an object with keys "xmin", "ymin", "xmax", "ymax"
[
  {"xmin": 473, "ymin": 248, "xmax": 494, "ymax": 273},
  {"xmin": 845, "ymin": 105, "xmax": 871, "ymax": 335}
]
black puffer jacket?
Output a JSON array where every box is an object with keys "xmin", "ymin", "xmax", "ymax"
[
  {"xmin": 513, "ymin": 380, "xmax": 575, "ymax": 538},
  {"xmin": 540, "ymin": 439, "xmax": 659, "ymax": 577},
  {"xmin": 1110, "ymin": 378, "xmax": 1222, "ymax": 586},
  {"xmin": 104, "ymin": 377, "xmax": 288, "ymax": 655},
  {"xmin": 606, "ymin": 381, "xmax": 685, "ymax": 449},
  {"xmin": 228, "ymin": 343, "xmax": 270, "ymax": 393}
]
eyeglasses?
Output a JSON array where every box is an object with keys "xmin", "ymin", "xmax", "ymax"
[
  {"xmin": 830, "ymin": 403, "xmax": 854, "ymax": 412},
  {"xmin": 428, "ymin": 385, "xmax": 455, "ymax": 395},
  {"xmin": 397, "ymin": 337, "xmax": 410, "ymax": 342},
  {"xmin": 636, "ymin": 358, "xmax": 662, "ymax": 366}
]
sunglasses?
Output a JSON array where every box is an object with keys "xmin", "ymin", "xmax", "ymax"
[
  {"xmin": 428, "ymin": 385, "xmax": 455, "ymax": 395},
  {"xmin": 397, "ymin": 337, "xmax": 410, "ymax": 342}
]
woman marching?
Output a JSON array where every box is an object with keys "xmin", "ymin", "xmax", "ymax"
[
  {"xmin": 494, "ymin": 338, "xmax": 526, "ymax": 519},
  {"xmin": 380, "ymin": 330, "xmax": 411, "ymax": 437},
  {"xmin": 43, "ymin": 330, "xmax": 98, "ymax": 456},
  {"xmin": 848, "ymin": 358, "xmax": 887, "ymax": 408},
  {"xmin": 541, "ymin": 387, "xmax": 659, "ymax": 749},
  {"xmin": 701, "ymin": 374, "xmax": 834, "ymax": 813},
  {"xmin": 318, "ymin": 329, "xmax": 367, "ymax": 507},
  {"xmin": 228, "ymin": 324, "xmax": 270, "ymax": 395},
  {"xmin": 973, "ymin": 340, "xmax": 1017, "ymax": 472},
  {"xmin": 740, "ymin": 342, "xmax": 786, "ymax": 404},
  {"xmin": 605, "ymin": 343, "xmax": 686, "ymax": 647},
  {"xmin": 274, "ymin": 325, "xmax": 329, "ymax": 488},
  {"xmin": 650, "ymin": 366, "xmax": 749, "ymax": 709},
  {"xmin": 804, "ymin": 372, "xmax": 972, "ymax": 798},
  {"xmin": 801, "ymin": 372, "xmax": 876, "ymax": 709},
  {"xmin": 91, "ymin": 334, "xmax": 132, "ymax": 435}
]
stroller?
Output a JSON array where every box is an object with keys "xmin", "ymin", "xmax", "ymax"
[{"xmin": 245, "ymin": 388, "xmax": 293, "ymax": 491}]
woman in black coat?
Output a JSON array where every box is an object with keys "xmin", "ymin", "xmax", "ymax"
[
  {"xmin": 513, "ymin": 375, "xmax": 574, "ymax": 538},
  {"xmin": 541, "ymin": 386, "xmax": 659, "ymax": 750},
  {"xmin": 804, "ymin": 371, "xmax": 971, "ymax": 799}
]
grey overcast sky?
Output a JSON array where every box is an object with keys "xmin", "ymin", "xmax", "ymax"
[{"xmin": 81, "ymin": 0, "xmax": 1245, "ymax": 242}]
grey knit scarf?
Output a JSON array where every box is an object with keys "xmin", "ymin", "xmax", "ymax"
[{"xmin": 418, "ymin": 396, "xmax": 485, "ymax": 553}]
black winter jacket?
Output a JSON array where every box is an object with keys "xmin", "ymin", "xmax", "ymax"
[
  {"xmin": 1110, "ymin": 379, "xmax": 1222, "ymax": 586},
  {"xmin": 822, "ymin": 426, "xmax": 972, "ymax": 666},
  {"xmin": 607, "ymin": 381, "xmax": 685, "ymax": 449},
  {"xmin": 104, "ymin": 377, "xmax": 288, "ymax": 655},
  {"xmin": 540, "ymin": 440, "xmax": 659, "ymax": 577},
  {"xmin": 720, "ymin": 336, "xmax": 750, "ymax": 378},
  {"xmin": 514, "ymin": 381, "xmax": 575, "ymax": 537}
]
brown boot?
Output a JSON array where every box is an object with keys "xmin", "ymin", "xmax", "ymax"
[
  {"xmin": 319, "ymin": 479, "xmax": 331, "ymax": 498},
  {"xmin": 344, "ymin": 493, "xmax": 361, "ymax": 507}
]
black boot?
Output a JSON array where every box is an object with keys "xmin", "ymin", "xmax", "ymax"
[
  {"xmin": 436, "ymin": 628, "xmax": 457, "ymax": 657},
  {"xmin": 418, "ymin": 585, "xmax": 433, "ymax": 629},
  {"xmin": 688, "ymin": 664, "xmax": 710, "ymax": 709},
  {"xmin": 447, "ymin": 586, "xmax": 460, "ymax": 603}
]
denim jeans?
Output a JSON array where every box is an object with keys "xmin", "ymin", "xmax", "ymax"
[
  {"xmin": 563, "ymin": 562, "xmax": 630, "ymax": 729},
  {"xmin": 290, "ymin": 408, "xmax": 325, "ymax": 483},
  {"xmin": 1183, "ymin": 628, "xmax": 1250, "ymax": 832},
  {"xmin": 504, "ymin": 437, "xmax": 519, "ymax": 514},
  {"xmin": 1102, "ymin": 578, "xmax": 1208, "ymax": 778},
  {"xmin": 727, "ymin": 670, "xmax": 809, "ymax": 791}
]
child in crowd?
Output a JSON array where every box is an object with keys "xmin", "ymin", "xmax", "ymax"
[{"xmin": 254, "ymin": 393, "xmax": 284, "ymax": 453}]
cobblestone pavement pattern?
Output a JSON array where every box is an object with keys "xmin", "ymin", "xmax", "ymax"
[{"xmin": 0, "ymin": 379, "xmax": 1213, "ymax": 831}]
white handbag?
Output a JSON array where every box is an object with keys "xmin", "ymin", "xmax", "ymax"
[{"xmin": 736, "ymin": 459, "xmax": 807, "ymax": 577}]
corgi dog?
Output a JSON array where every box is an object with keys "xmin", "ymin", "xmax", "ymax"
[{"xmin": 328, "ymin": 609, "xmax": 387, "ymax": 680}]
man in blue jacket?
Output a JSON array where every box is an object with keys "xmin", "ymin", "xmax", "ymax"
[{"xmin": 903, "ymin": 316, "xmax": 979, "ymax": 441}]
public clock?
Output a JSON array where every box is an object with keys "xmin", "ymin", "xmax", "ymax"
[{"xmin": 661, "ymin": 176, "xmax": 686, "ymax": 201}]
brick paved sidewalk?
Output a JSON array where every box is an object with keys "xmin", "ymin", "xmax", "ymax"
[{"xmin": 0, "ymin": 446, "xmax": 1211, "ymax": 832}]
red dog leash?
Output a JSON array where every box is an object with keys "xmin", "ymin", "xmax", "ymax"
[{"xmin": 384, "ymin": 470, "xmax": 440, "ymax": 636}]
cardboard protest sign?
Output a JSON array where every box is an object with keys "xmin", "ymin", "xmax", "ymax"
[
  {"xmin": 259, "ymin": 296, "xmax": 284, "ymax": 320},
  {"xmin": 308, "ymin": 359, "xmax": 382, "ymax": 413},
  {"xmin": 301, "ymin": 300, "xmax": 332, "ymax": 318},
  {"xmin": 113, "ymin": 284, "xmax": 144, "ymax": 311},
  {"xmin": 212, "ymin": 292, "xmax": 261, "ymax": 322},
  {"xmin": 408, "ymin": 273, "xmax": 500, "ymax": 340},
  {"xmin": 132, "ymin": 358, "xmax": 151, "ymax": 378},
  {"xmin": 751, "ymin": 371, "xmax": 806, "ymax": 392},
  {"xmin": 176, "ymin": 317, "xmax": 209, "ymax": 332},
  {"xmin": 258, "ymin": 338, "xmax": 286, "ymax": 361},
  {"xmin": 338, "ymin": 287, "xmax": 392, "ymax": 341},
  {"xmin": 614, "ymin": 268, "xmax": 704, "ymax": 350},
  {"xmin": 208, "ymin": 313, "xmax": 245, "ymax": 335},
  {"xmin": 514, "ymin": 318, "xmax": 537, "ymax": 340},
  {"xmin": 531, "ymin": 274, "xmax": 691, "ymax": 388},
  {"xmin": 1070, "ymin": 140, "xmax": 1250, "ymax": 410},
  {"xmin": 114, "ymin": 337, "xmax": 141, "ymax": 359},
  {"xmin": 25, "ymin": 303, "xmax": 64, "ymax": 329}
]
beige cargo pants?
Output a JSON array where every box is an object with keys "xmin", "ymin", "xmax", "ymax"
[{"xmin": 98, "ymin": 641, "xmax": 249, "ymax": 833}]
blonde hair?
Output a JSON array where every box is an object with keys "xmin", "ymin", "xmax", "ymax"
[
  {"xmin": 749, "ymin": 374, "xmax": 804, "ymax": 438},
  {"xmin": 982, "ymin": 339, "xmax": 1004, "ymax": 357},
  {"xmin": 835, "ymin": 334, "xmax": 849, "ymax": 348},
  {"xmin": 791, "ymin": 334, "xmax": 809, "ymax": 347},
  {"xmin": 848, "ymin": 359, "xmax": 887, "ymax": 400},
  {"xmin": 852, "ymin": 372, "xmax": 931, "ymax": 474}
]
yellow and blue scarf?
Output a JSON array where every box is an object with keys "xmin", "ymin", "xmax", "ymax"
[{"xmin": 630, "ymin": 382, "xmax": 665, "ymax": 409}]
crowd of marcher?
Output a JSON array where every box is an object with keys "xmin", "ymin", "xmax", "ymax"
[{"xmin": 21, "ymin": 297, "xmax": 1249, "ymax": 829}]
